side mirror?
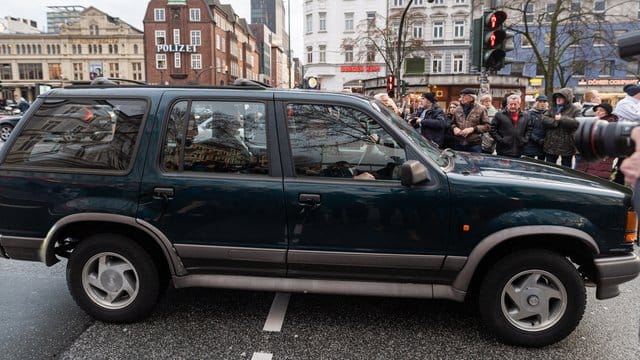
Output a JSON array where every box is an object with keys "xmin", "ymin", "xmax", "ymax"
[{"xmin": 400, "ymin": 160, "xmax": 430, "ymax": 187}]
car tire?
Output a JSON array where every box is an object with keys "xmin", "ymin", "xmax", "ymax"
[
  {"xmin": 66, "ymin": 233, "xmax": 160, "ymax": 323},
  {"xmin": 478, "ymin": 250, "xmax": 586, "ymax": 347},
  {"xmin": 0, "ymin": 124, "xmax": 14, "ymax": 142}
]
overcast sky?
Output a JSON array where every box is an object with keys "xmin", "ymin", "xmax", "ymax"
[{"xmin": 1, "ymin": 0, "xmax": 304, "ymax": 57}]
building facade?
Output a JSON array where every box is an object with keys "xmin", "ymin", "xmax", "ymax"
[
  {"xmin": 46, "ymin": 5, "xmax": 85, "ymax": 33},
  {"xmin": 302, "ymin": 0, "xmax": 527, "ymax": 103},
  {"xmin": 499, "ymin": 0, "xmax": 640, "ymax": 103},
  {"xmin": 0, "ymin": 7, "xmax": 144, "ymax": 103},
  {"xmin": 251, "ymin": 0, "xmax": 291, "ymax": 87},
  {"xmin": 143, "ymin": 0, "xmax": 259, "ymax": 86}
]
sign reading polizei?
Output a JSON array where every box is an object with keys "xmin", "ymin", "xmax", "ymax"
[{"xmin": 156, "ymin": 44, "xmax": 198, "ymax": 53}]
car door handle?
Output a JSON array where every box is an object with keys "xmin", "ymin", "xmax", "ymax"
[
  {"xmin": 153, "ymin": 187, "xmax": 175, "ymax": 200},
  {"xmin": 298, "ymin": 193, "xmax": 321, "ymax": 208}
]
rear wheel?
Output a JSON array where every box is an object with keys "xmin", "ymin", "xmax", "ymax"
[
  {"xmin": 66, "ymin": 234, "xmax": 160, "ymax": 323},
  {"xmin": 478, "ymin": 250, "xmax": 586, "ymax": 347},
  {"xmin": 0, "ymin": 123, "xmax": 14, "ymax": 141}
]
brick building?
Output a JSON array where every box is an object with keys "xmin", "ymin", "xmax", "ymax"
[{"xmin": 143, "ymin": 0, "xmax": 259, "ymax": 86}]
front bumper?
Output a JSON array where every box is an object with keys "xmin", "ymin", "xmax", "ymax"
[
  {"xmin": 594, "ymin": 252, "xmax": 640, "ymax": 299},
  {"xmin": 0, "ymin": 235, "xmax": 44, "ymax": 262}
]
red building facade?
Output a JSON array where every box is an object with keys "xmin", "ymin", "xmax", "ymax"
[{"xmin": 143, "ymin": 0, "xmax": 259, "ymax": 86}]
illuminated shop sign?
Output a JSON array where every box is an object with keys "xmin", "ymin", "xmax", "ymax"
[
  {"xmin": 577, "ymin": 78, "xmax": 639, "ymax": 86},
  {"xmin": 340, "ymin": 65, "xmax": 381, "ymax": 72},
  {"xmin": 156, "ymin": 44, "xmax": 198, "ymax": 53}
]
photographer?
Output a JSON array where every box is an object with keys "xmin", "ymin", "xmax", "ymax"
[{"xmin": 620, "ymin": 127, "xmax": 640, "ymax": 188}]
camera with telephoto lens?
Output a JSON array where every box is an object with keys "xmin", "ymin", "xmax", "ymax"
[
  {"xmin": 573, "ymin": 31, "xmax": 640, "ymax": 162},
  {"xmin": 574, "ymin": 119, "xmax": 636, "ymax": 161}
]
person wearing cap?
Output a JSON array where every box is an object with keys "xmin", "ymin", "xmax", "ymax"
[
  {"xmin": 522, "ymin": 94, "xmax": 549, "ymax": 160},
  {"xmin": 451, "ymin": 88, "xmax": 490, "ymax": 153},
  {"xmin": 577, "ymin": 103, "xmax": 620, "ymax": 180},
  {"xmin": 490, "ymin": 94, "xmax": 532, "ymax": 158},
  {"xmin": 415, "ymin": 92, "xmax": 447, "ymax": 148},
  {"xmin": 612, "ymin": 84, "xmax": 640, "ymax": 122},
  {"xmin": 541, "ymin": 88, "xmax": 580, "ymax": 167}
]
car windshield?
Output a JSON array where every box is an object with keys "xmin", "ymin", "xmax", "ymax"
[{"xmin": 370, "ymin": 99, "xmax": 449, "ymax": 167}]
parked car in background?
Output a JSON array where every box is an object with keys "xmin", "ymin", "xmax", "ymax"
[{"xmin": 0, "ymin": 115, "xmax": 21, "ymax": 141}]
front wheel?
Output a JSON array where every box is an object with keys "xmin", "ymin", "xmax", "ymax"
[
  {"xmin": 66, "ymin": 234, "xmax": 160, "ymax": 323},
  {"xmin": 478, "ymin": 250, "xmax": 586, "ymax": 347}
]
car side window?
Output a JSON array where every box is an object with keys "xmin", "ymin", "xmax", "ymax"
[
  {"xmin": 287, "ymin": 103, "xmax": 406, "ymax": 180},
  {"xmin": 161, "ymin": 100, "xmax": 268, "ymax": 175},
  {"xmin": 4, "ymin": 98, "xmax": 146, "ymax": 171}
]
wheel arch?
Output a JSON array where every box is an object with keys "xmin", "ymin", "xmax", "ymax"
[
  {"xmin": 453, "ymin": 225, "xmax": 598, "ymax": 298},
  {"xmin": 40, "ymin": 213, "xmax": 186, "ymax": 276}
]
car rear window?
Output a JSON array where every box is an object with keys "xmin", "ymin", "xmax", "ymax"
[{"xmin": 3, "ymin": 98, "xmax": 147, "ymax": 171}]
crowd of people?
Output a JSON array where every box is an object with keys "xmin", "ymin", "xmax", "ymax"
[{"xmin": 375, "ymin": 83, "xmax": 640, "ymax": 185}]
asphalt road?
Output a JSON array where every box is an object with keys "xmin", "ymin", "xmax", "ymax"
[
  {"xmin": 0, "ymin": 259, "xmax": 91, "ymax": 359},
  {"xmin": 2, "ymin": 255, "xmax": 639, "ymax": 359}
]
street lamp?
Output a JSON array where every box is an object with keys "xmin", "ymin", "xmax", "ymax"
[
  {"xmin": 395, "ymin": 0, "xmax": 435, "ymax": 100},
  {"xmin": 396, "ymin": 0, "xmax": 413, "ymax": 101}
]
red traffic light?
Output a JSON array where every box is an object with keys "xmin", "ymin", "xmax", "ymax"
[
  {"xmin": 387, "ymin": 75, "xmax": 395, "ymax": 91},
  {"xmin": 484, "ymin": 10, "xmax": 507, "ymax": 30},
  {"xmin": 484, "ymin": 30, "xmax": 507, "ymax": 48}
]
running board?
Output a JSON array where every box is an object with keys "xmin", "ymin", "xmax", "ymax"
[{"xmin": 172, "ymin": 274, "xmax": 467, "ymax": 302}]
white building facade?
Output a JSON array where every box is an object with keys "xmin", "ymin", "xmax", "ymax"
[
  {"xmin": 303, "ymin": 0, "xmax": 389, "ymax": 91},
  {"xmin": 302, "ymin": 0, "xmax": 486, "ymax": 94}
]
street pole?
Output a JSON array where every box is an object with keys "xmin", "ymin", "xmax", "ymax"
[
  {"xmin": 396, "ymin": 0, "xmax": 413, "ymax": 101},
  {"xmin": 287, "ymin": 0, "xmax": 292, "ymax": 88}
]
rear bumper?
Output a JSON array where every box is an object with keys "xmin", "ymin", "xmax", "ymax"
[
  {"xmin": 594, "ymin": 252, "xmax": 640, "ymax": 299},
  {"xmin": 0, "ymin": 235, "xmax": 44, "ymax": 262}
]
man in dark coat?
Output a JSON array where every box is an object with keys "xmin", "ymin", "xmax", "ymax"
[
  {"xmin": 417, "ymin": 92, "xmax": 447, "ymax": 148},
  {"xmin": 542, "ymin": 88, "xmax": 580, "ymax": 167},
  {"xmin": 522, "ymin": 95, "xmax": 548, "ymax": 160},
  {"xmin": 490, "ymin": 94, "xmax": 533, "ymax": 157}
]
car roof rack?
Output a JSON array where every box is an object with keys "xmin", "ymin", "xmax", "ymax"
[
  {"xmin": 90, "ymin": 77, "xmax": 147, "ymax": 86},
  {"xmin": 231, "ymin": 78, "xmax": 271, "ymax": 88},
  {"xmin": 65, "ymin": 77, "xmax": 272, "ymax": 90}
]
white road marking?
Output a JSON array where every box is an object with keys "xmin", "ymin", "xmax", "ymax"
[
  {"xmin": 251, "ymin": 352, "xmax": 273, "ymax": 360},
  {"xmin": 262, "ymin": 292, "xmax": 291, "ymax": 332}
]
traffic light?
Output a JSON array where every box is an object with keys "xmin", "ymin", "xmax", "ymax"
[
  {"xmin": 481, "ymin": 10, "xmax": 513, "ymax": 71},
  {"xmin": 387, "ymin": 75, "xmax": 395, "ymax": 97},
  {"xmin": 400, "ymin": 80, "xmax": 409, "ymax": 96}
]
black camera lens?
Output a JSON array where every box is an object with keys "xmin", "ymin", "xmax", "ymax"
[{"xmin": 574, "ymin": 118, "xmax": 636, "ymax": 162}]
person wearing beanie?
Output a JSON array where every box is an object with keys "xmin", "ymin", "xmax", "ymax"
[
  {"xmin": 612, "ymin": 84, "xmax": 640, "ymax": 122},
  {"xmin": 416, "ymin": 92, "xmax": 447, "ymax": 147},
  {"xmin": 541, "ymin": 88, "xmax": 580, "ymax": 167},
  {"xmin": 451, "ymin": 88, "xmax": 490, "ymax": 153},
  {"xmin": 522, "ymin": 94, "xmax": 549, "ymax": 160}
]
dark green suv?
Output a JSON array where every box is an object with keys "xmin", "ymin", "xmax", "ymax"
[{"xmin": 0, "ymin": 82, "xmax": 638, "ymax": 347}]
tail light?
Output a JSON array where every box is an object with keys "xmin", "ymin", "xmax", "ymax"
[{"xmin": 624, "ymin": 210, "xmax": 638, "ymax": 244}]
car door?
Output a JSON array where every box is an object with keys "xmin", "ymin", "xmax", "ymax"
[
  {"xmin": 279, "ymin": 99, "xmax": 451, "ymax": 283},
  {"xmin": 137, "ymin": 92, "xmax": 287, "ymax": 276}
]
